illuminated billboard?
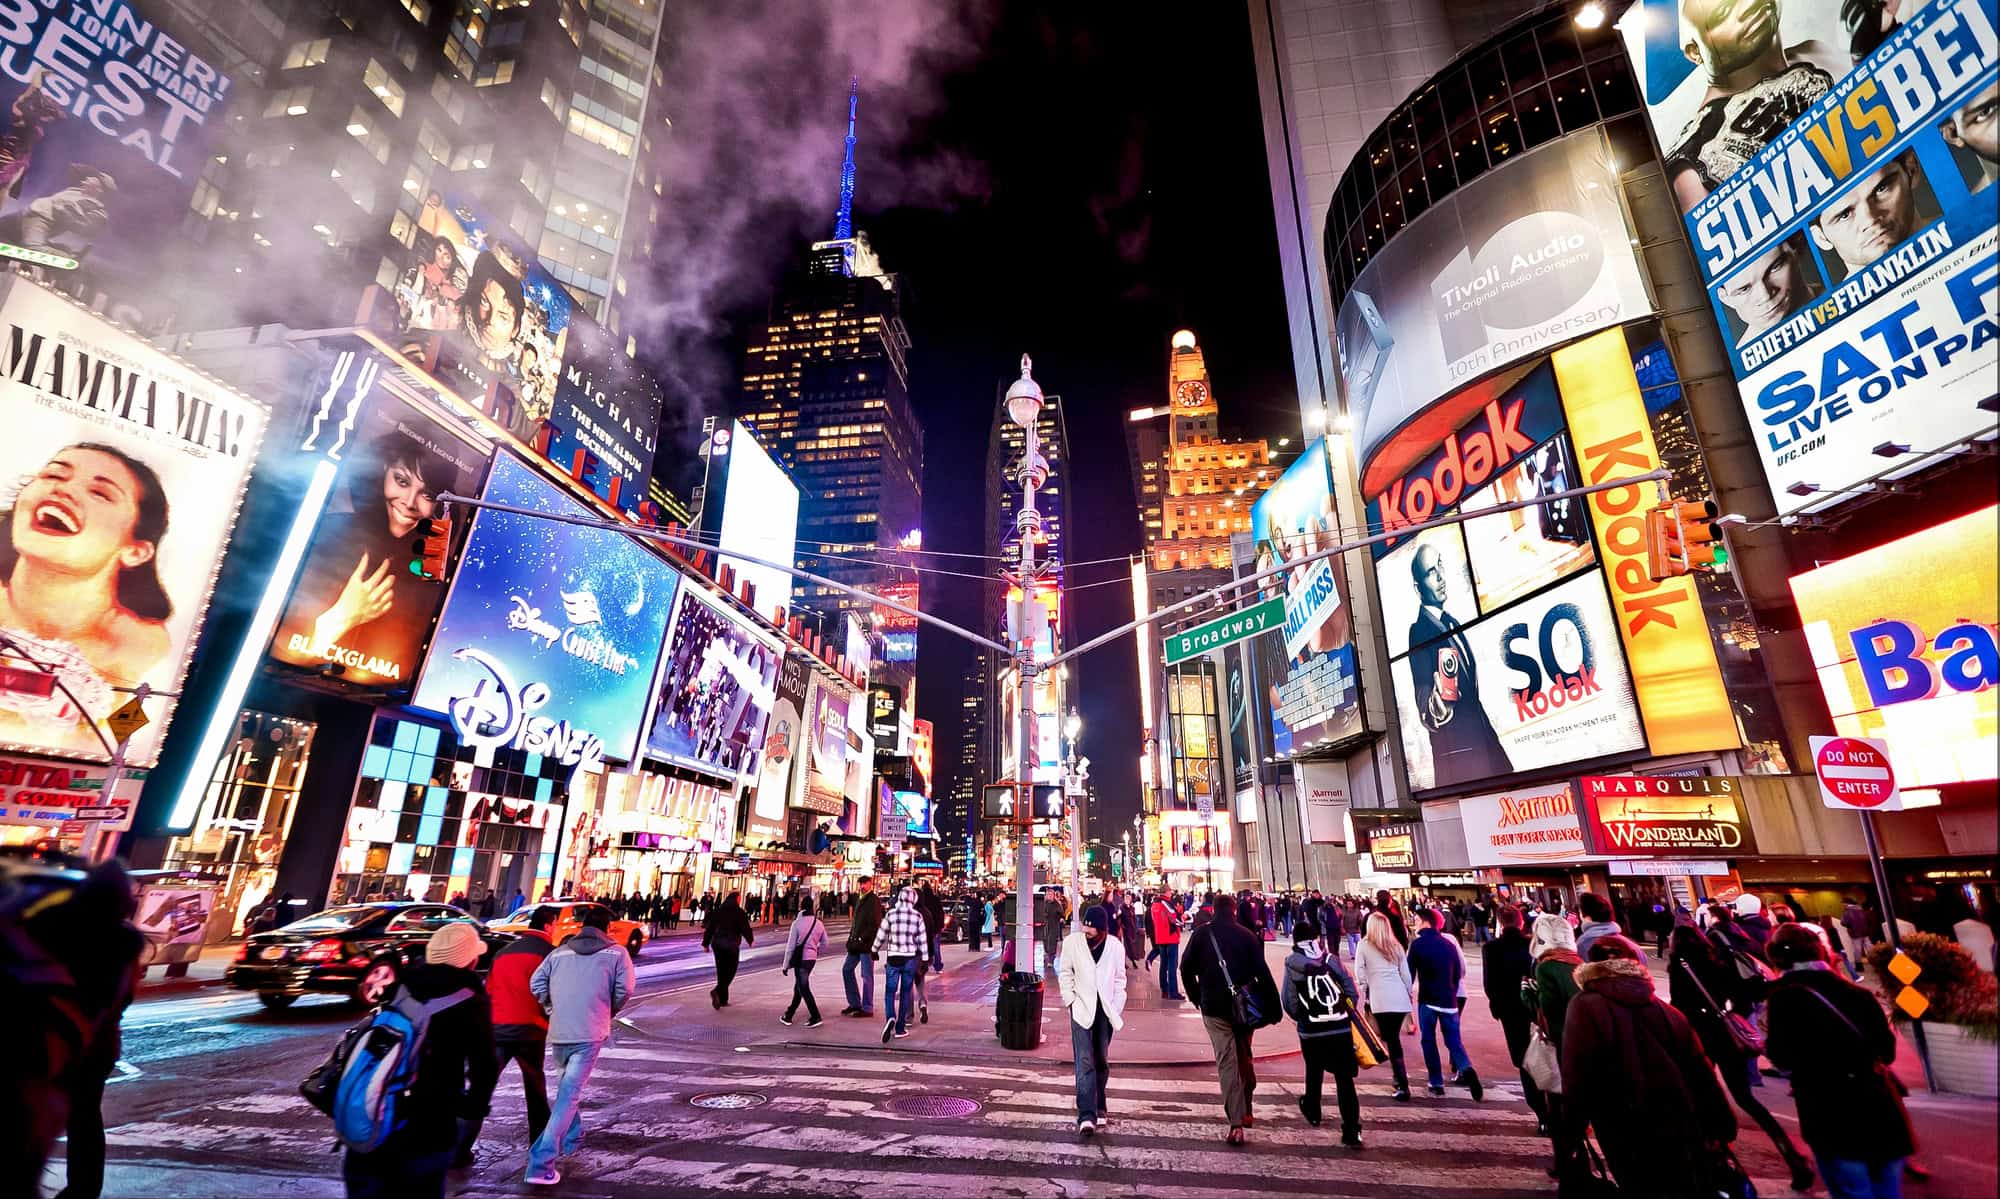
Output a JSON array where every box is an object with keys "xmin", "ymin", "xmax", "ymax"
[
  {"xmin": 1790, "ymin": 505, "xmax": 1998, "ymax": 786},
  {"xmin": 1578, "ymin": 775, "xmax": 1755, "ymax": 856},
  {"xmin": 645, "ymin": 586, "xmax": 781, "ymax": 779},
  {"xmin": 412, "ymin": 453, "xmax": 678, "ymax": 767},
  {"xmin": 270, "ymin": 367, "xmax": 486, "ymax": 688},
  {"xmin": 893, "ymin": 789, "xmax": 933, "ymax": 838},
  {"xmin": 1622, "ymin": 0, "xmax": 1999, "ymax": 515},
  {"xmin": 0, "ymin": 279, "xmax": 267, "ymax": 767},
  {"xmin": 717, "ymin": 421, "xmax": 798, "ymax": 618},
  {"xmin": 1248, "ymin": 439, "xmax": 1363, "ymax": 753}
]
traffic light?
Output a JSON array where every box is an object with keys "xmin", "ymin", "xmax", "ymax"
[
  {"xmin": 1644, "ymin": 504, "xmax": 1686, "ymax": 580},
  {"xmin": 1677, "ymin": 500, "xmax": 1728, "ymax": 573},
  {"xmin": 409, "ymin": 515, "xmax": 451, "ymax": 579}
]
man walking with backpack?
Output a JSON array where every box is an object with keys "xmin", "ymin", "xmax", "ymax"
[
  {"xmin": 525, "ymin": 907, "xmax": 634, "ymax": 1186},
  {"xmin": 460, "ymin": 906, "xmax": 555, "ymax": 1162},
  {"xmin": 1280, "ymin": 919, "xmax": 1364, "ymax": 1150},
  {"xmin": 339, "ymin": 921, "xmax": 497, "ymax": 1199},
  {"xmin": 1180, "ymin": 893, "xmax": 1277, "ymax": 1145}
]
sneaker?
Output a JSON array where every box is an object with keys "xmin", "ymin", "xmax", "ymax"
[
  {"xmin": 525, "ymin": 1166, "xmax": 561, "ymax": 1186},
  {"xmin": 882, "ymin": 1020, "xmax": 894, "ymax": 1044},
  {"xmin": 1457, "ymin": 1068, "xmax": 1483, "ymax": 1101},
  {"xmin": 1297, "ymin": 1095, "xmax": 1320, "ymax": 1128},
  {"xmin": 1341, "ymin": 1129, "xmax": 1363, "ymax": 1150},
  {"xmin": 807, "ymin": 1018, "xmax": 825, "ymax": 1029},
  {"xmin": 920, "ymin": 1004, "xmax": 929, "ymax": 1025},
  {"xmin": 1077, "ymin": 1120, "xmax": 1095, "ymax": 1138},
  {"xmin": 1225, "ymin": 1126, "xmax": 1246, "ymax": 1147},
  {"xmin": 780, "ymin": 1014, "xmax": 794, "ymax": 1026},
  {"xmin": 1241, "ymin": 1113, "xmax": 1255, "ymax": 1129},
  {"xmin": 1096, "ymin": 1115, "xmax": 1111, "ymax": 1131},
  {"xmin": 840, "ymin": 1006, "xmax": 857, "ymax": 1016},
  {"xmin": 1392, "ymin": 1087, "xmax": 1411, "ymax": 1103},
  {"xmin": 893, "ymin": 1028, "xmax": 912, "ymax": 1039},
  {"xmin": 1427, "ymin": 1085, "xmax": 1446, "ymax": 1098}
]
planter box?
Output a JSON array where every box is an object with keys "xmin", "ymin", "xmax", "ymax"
[{"xmin": 1924, "ymin": 1021, "xmax": 1998, "ymax": 1098}]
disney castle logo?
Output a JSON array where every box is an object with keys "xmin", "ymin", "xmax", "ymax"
[{"xmin": 444, "ymin": 648, "xmax": 604, "ymax": 783}]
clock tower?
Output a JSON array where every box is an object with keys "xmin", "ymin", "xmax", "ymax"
[{"xmin": 1167, "ymin": 328, "xmax": 1219, "ymax": 449}]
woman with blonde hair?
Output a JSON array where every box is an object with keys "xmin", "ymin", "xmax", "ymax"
[
  {"xmin": 1524, "ymin": 911, "xmax": 1584, "ymax": 1173},
  {"xmin": 1355, "ymin": 910, "xmax": 1414, "ymax": 1101}
]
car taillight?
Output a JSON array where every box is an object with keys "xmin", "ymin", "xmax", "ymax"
[
  {"xmin": 234, "ymin": 942, "xmax": 253, "ymax": 961},
  {"xmin": 298, "ymin": 938, "xmax": 344, "ymax": 964}
]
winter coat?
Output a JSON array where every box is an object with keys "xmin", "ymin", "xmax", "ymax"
[
  {"xmin": 1341, "ymin": 904, "xmax": 1369, "ymax": 935},
  {"xmin": 1764, "ymin": 965, "xmax": 1915, "ymax": 1163},
  {"xmin": 529, "ymin": 926, "xmax": 635, "ymax": 1045},
  {"xmin": 1735, "ymin": 913, "xmax": 1774, "ymax": 952},
  {"xmin": 1481, "ymin": 927, "xmax": 1535, "ymax": 1026},
  {"xmin": 784, "ymin": 914, "xmax": 829, "ymax": 964},
  {"xmin": 1574, "ymin": 919, "xmax": 1622, "ymax": 963},
  {"xmin": 487, "ymin": 929, "xmax": 553, "ymax": 1039},
  {"xmin": 1560, "ymin": 957, "xmax": 1736, "ymax": 1171},
  {"xmin": 1280, "ymin": 947, "xmax": 1359, "ymax": 1038},
  {"xmin": 1355, "ymin": 939, "xmax": 1413, "ymax": 1015},
  {"xmin": 1667, "ymin": 945, "xmax": 1751, "ymax": 1065},
  {"xmin": 1179, "ymin": 912, "xmax": 1276, "ymax": 1026},
  {"xmin": 1057, "ymin": 930, "xmax": 1129, "ymax": 1031},
  {"xmin": 1407, "ymin": 927, "xmax": 1462, "ymax": 1010},
  {"xmin": 385, "ymin": 963, "xmax": 498, "ymax": 1148},
  {"xmin": 1526, "ymin": 950, "xmax": 1582, "ymax": 1047},
  {"xmin": 702, "ymin": 902, "xmax": 754, "ymax": 952},
  {"xmin": 847, "ymin": 891, "xmax": 884, "ymax": 954},
  {"xmin": 1150, "ymin": 899, "xmax": 1182, "ymax": 945}
]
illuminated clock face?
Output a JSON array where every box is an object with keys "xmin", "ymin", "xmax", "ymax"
[{"xmin": 1176, "ymin": 380, "xmax": 1208, "ymax": 409}]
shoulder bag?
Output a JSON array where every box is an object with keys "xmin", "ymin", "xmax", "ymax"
[
  {"xmin": 1214, "ymin": 939, "xmax": 1274, "ymax": 1029},
  {"xmin": 1346, "ymin": 997, "xmax": 1388, "ymax": 1069},
  {"xmin": 1523, "ymin": 1021, "xmax": 1564, "ymax": 1094},
  {"xmin": 1676, "ymin": 956, "xmax": 1765, "ymax": 1058}
]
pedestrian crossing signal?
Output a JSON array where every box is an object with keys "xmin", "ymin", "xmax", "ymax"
[{"xmin": 409, "ymin": 516, "xmax": 451, "ymax": 580}]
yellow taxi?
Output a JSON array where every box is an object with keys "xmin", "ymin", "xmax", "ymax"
[{"xmin": 488, "ymin": 899, "xmax": 646, "ymax": 957}]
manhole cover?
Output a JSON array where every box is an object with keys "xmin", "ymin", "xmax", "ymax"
[
  {"xmin": 689, "ymin": 1091, "xmax": 768, "ymax": 1110},
  {"xmin": 884, "ymin": 1094, "xmax": 983, "ymax": 1119}
]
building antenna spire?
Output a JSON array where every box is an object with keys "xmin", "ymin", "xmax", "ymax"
[{"xmin": 834, "ymin": 76, "xmax": 859, "ymax": 241}]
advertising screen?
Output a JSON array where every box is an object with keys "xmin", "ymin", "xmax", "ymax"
[
  {"xmin": 1790, "ymin": 505, "xmax": 1998, "ymax": 786},
  {"xmin": 892, "ymin": 789, "xmax": 933, "ymax": 838},
  {"xmin": 1622, "ymin": 0, "xmax": 1999, "ymax": 515},
  {"xmin": 912, "ymin": 717, "xmax": 934, "ymax": 794},
  {"xmin": 1579, "ymin": 775, "xmax": 1755, "ymax": 856},
  {"xmin": 645, "ymin": 586, "xmax": 781, "ymax": 780},
  {"xmin": 1392, "ymin": 570, "xmax": 1646, "ymax": 792},
  {"xmin": 0, "ymin": 278, "xmax": 267, "ymax": 767},
  {"xmin": 1367, "ymin": 826, "xmax": 1418, "ymax": 871},
  {"xmin": 0, "ymin": 1, "xmax": 234, "ymax": 318},
  {"xmin": 1249, "ymin": 439, "xmax": 1363, "ymax": 753},
  {"xmin": 873, "ymin": 579, "xmax": 919, "ymax": 663},
  {"xmin": 1458, "ymin": 435, "xmax": 1595, "ymax": 612},
  {"xmin": 1335, "ymin": 129, "xmax": 1653, "ymax": 474},
  {"xmin": 752, "ymin": 651, "xmax": 811, "ymax": 821},
  {"xmin": 1456, "ymin": 781, "xmax": 1609, "ymax": 866},
  {"xmin": 373, "ymin": 192, "xmax": 658, "ymax": 512},
  {"xmin": 717, "ymin": 421, "xmax": 798, "ymax": 618},
  {"xmin": 270, "ymin": 371, "xmax": 486, "ymax": 688},
  {"xmin": 412, "ymin": 453, "xmax": 678, "ymax": 765},
  {"xmin": 1376, "ymin": 524, "xmax": 1479, "ymax": 661},
  {"xmin": 800, "ymin": 674, "xmax": 850, "ymax": 815},
  {"xmin": 1224, "ymin": 643, "xmax": 1255, "ymax": 794}
]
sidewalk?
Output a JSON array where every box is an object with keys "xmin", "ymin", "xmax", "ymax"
[{"xmin": 618, "ymin": 933, "xmax": 1300, "ymax": 1067}]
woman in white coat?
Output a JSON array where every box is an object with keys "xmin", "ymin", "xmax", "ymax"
[
  {"xmin": 1355, "ymin": 910, "xmax": 1415, "ymax": 1101},
  {"xmin": 1057, "ymin": 905, "xmax": 1129, "ymax": 1137}
]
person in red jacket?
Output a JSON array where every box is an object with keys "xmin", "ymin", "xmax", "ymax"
[
  {"xmin": 462, "ymin": 905, "xmax": 555, "ymax": 1161},
  {"xmin": 1150, "ymin": 894, "xmax": 1184, "ymax": 1000}
]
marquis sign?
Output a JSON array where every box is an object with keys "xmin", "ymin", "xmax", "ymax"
[{"xmin": 1577, "ymin": 775, "xmax": 1754, "ymax": 856}]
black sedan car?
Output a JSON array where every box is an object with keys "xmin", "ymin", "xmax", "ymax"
[{"xmin": 225, "ymin": 901, "xmax": 511, "ymax": 1010}]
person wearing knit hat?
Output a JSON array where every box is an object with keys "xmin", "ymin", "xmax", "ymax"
[
  {"xmin": 1057, "ymin": 903, "xmax": 1127, "ymax": 1138},
  {"xmin": 427, "ymin": 920, "xmax": 485, "ymax": 969},
  {"xmin": 341, "ymin": 919, "xmax": 497, "ymax": 1199}
]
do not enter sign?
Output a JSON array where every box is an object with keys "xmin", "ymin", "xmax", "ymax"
[{"xmin": 1812, "ymin": 736, "xmax": 1902, "ymax": 811}]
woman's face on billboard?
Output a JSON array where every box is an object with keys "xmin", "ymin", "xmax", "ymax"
[
  {"xmin": 13, "ymin": 448, "xmax": 153, "ymax": 578},
  {"xmin": 382, "ymin": 457, "xmax": 435, "ymax": 538}
]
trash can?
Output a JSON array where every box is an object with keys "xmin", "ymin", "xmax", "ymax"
[{"xmin": 995, "ymin": 970, "xmax": 1044, "ymax": 1050}]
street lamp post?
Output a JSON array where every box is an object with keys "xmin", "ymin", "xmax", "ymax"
[{"xmin": 1004, "ymin": 355, "xmax": 1046, "ymax": 980}]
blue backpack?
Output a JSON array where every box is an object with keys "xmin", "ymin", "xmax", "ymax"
[{"xmin": 302, "ymin": 985, "xmax": 470, "ymax": 1152}]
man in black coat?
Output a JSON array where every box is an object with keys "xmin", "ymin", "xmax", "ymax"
[
  {"xmin": 1480, "ymin": 903, "xmax": 1549, "ymax": 1131},
  {"xmin": 1180, "ymin": 894, "xmax": 1279, "ymax": 1144},
  {"xmin": 1405, "ymin": 544, "xmax": 1509, "ymax": 785}
]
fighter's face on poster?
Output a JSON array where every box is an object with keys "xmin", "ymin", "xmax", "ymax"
[
  {"xmin": 1717, "ymin": 237, "xmax": 1813, "ymax": 335},
  {"xmin": 1680, "ymin": 0, "xmax": 1780, "ymax": 77},
  {"xmin": 1812, "ymin": 151, "xmax": 1922, "ymax": 271},
  {"xmin": 1943, "ymin": 81, "xmax": 2000, "ymax": 166}
]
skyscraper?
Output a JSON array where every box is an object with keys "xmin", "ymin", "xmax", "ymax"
[
  {"xmin": 737, "ymin": 85, "xmax": 923, "ymax": 632},
  {"xmin": 946, "ymin": 650, "xmax": 992, "ymax": 850}
]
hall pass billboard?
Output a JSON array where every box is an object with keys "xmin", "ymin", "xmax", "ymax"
[{"xmin": 1790, "ymin": 505, "xmax": 1997, "ymax": 786}]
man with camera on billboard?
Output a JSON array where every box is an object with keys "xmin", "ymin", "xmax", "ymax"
[{"xmin": 1407, "ymin": 545, "xmax": 1510, "ymax": 785}]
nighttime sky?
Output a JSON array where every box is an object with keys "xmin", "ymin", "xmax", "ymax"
[{"xmin": 690, "ymin": 5, "xmax": 1308, "ymax": 838}]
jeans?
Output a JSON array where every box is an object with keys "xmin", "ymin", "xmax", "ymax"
[
  {"xmin": 712, "ymin": 945, "xmax": 741, "ymax": 1004},
  {"xmin": 1816, "ymin": 1155, "xmax": 1905, "ymax": 1199},
  {"xmin": 462, "ymin": 1038, "xmax": 549, "ymax": 1151},
  {"xmin": 883, "ymin": 957, "xmax": 918, "ymax": 1033},
  {"xmin": 1070, "ymin": 1009, "xmax": 1114, "ymax": 1122},
  {"xmin": 1473, "ymin": 924, "xmax": 1490, "ymax": 945},
  {"xmin": 842, "ymin": 950, "xmax": 874, "ymax": 1014},
  {"xmin": 1156, "ymin": 941, "xmax": 1181, "ymax": 998},
  {"xmin": 1345, "ymin": 932, "xmax": 1361, "ymax": 960},
  {"xmin": 1417, "ymin": 1005, "xmax": 1473, "ymax": 1088},
  {"xmin": 527, "ymin": 1041, "xmax": 602, "ymax": 1176},
  {"xmin": 1300, "ymin": 1031, "xmax": 1360, "ymax": 1135},
  {"xmin": 786, "ymin": 960, "xmax": 821, "ymax": 1022},
  {"xmin": 929, "ymin": 933, "xmax": 943, "ymax": 970},
  {"xmin": 1201, "ymin": 1015, "xmax": 1256, "ymax": 1128},
  {"xmin": 344, "ymin": 1146, "xmax": 451, "ymax": 1199}
]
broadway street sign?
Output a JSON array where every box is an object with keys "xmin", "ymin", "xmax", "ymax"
[{"xmin": 1163, "ymin": 595, "xmax": 1285, "ymax": 666}]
